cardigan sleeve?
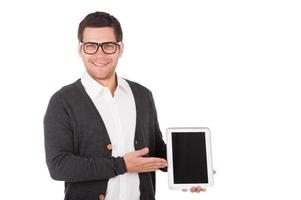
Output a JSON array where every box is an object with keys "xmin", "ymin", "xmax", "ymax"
[
  {"xmin": 44, "ymin": 92, "xmax": 127, "ymax": 182},
  {"xmin": 148, "ymin": 91, "xmax": 168, "ymax": 172}
]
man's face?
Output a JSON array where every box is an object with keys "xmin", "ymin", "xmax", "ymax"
[{"xmin": 79, "ymin": 27, "xmax": 123, "ymax": 82}]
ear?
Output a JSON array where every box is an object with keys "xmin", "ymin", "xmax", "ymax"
[
  {"xmin": 78, "ymin": 42, "xmax": 83, "ymax": 58},
  {"xmin": 118, "ymin": 42, "xmax": 124, "ymax": 58}
]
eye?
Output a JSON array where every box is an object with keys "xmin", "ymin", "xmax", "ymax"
[
  {"xmin": 84, "ymin": 43, "xmax": 98, "ymax": 51},
  {"xmin": 102, "ymin": 42, "xmax": 115, "ymax": 51}
]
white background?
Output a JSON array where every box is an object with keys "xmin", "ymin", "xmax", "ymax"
[{"xmin": 0, "ymin": 0, "xmax": 300, "ymax": 199}]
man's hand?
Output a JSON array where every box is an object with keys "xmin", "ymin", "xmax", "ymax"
[
  {"xmin": 182, "ymin": 186, "xmax": 206, "ymax": 193},
  {"xmin": 183, "ymin": 170, "xmax": 217, "ymax": 193},
  {"xmin": 123, "ymin": 147, "xmax": 167, "ymax": 173}
]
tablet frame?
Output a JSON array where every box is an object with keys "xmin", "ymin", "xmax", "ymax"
[{"xmin": 166, "ymin": 127, "xmax": 214, "ymax": 189}]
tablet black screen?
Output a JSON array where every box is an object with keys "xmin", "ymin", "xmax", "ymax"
[{"xmin": 172, "ymin": 132, "xmax": 208, "ymax": 183}]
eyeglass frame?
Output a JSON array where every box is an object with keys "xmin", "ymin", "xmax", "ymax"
[{"xmin": 80, "ymin": 41, "xmax": 122, "ymax": 55}]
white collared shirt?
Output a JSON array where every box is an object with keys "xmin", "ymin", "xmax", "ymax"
[{"xmin": 81, "ymin": 72, "xmax": 140, "ymax": 200}]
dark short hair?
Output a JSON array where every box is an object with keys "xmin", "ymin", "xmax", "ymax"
[{"xmin": 78, "ymin": 11, "xmax": 123, "ymax": 42}]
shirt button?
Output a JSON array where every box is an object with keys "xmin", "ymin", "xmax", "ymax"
[
  {"xmin": 98, "ymin": 194, "xmax": 105, "ymax": 200},
  {"xmin": 106, "ymin": 143, "xmax": 112, "ymax": 151}
]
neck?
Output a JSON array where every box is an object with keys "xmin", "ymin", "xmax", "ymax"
[{"xmin": 96, "ymin": 73, "xmax": 117, "ymax": 96}]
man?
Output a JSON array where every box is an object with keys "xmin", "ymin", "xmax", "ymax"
[{"xmin": 44, "ymin": 11, "xmax": 205, "ymax": 200}]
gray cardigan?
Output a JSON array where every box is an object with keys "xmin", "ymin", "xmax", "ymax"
[{"xmin": 44, "ymin": 79, "xmax": 167, "ymax": 200}]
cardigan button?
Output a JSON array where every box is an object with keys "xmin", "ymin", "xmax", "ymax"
[
  {"xmin": 106, "ymin": 143, "xmax": 112, "ymax": 151},
  {"xmin": 98, "ymin": 194, "xmax": 105, "ymax": 200}
]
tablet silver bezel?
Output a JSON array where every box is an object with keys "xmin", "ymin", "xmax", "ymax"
[{"xmin": 166, "ymin": 127, "xmax": 214, "ymax": 189}]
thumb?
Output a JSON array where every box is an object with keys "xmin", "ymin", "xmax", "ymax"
[{"xmin": 136, "ymin": 147, "xmax": 149, "ymax": 157}]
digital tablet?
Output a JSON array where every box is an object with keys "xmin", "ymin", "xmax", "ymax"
[{"xmin": 166, "ymin": 127, "xmax": 214, "ymax": 189}]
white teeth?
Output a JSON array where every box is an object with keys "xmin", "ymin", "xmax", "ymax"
[{"xmin": 93, "ymin": 62, "xmax": 107, "ymax": 67}]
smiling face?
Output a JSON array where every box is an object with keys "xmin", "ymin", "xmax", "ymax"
[{"xmin": 79, "ymin": 27, "xmax": 124, "ymax": 85}]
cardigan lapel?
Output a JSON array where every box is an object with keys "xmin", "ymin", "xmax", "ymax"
[
  {"xmin": 127, "ymin": 80, "xmax": 146, "ymax": 150},
  {"xmin": 75, "ymin": 79, "xmax": 112, "ymax": 146}
]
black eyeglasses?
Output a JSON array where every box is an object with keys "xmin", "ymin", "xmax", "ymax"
[{"xmin": 80, "ymin": 41, "xmax": 121, "ymax": 55}]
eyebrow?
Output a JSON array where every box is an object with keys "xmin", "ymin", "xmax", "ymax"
[{"xmin": 82, "ymin": 40, "xmax": 118, "ymax": 43}]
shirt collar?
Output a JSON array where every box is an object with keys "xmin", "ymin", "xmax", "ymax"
[
  {"xmin": 81, "ymin": 71, "xmax": 131, "ymax": 100},
  {"xmin": 116, "ymin": 74, "xmax": 132, "ymax": 95}
]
